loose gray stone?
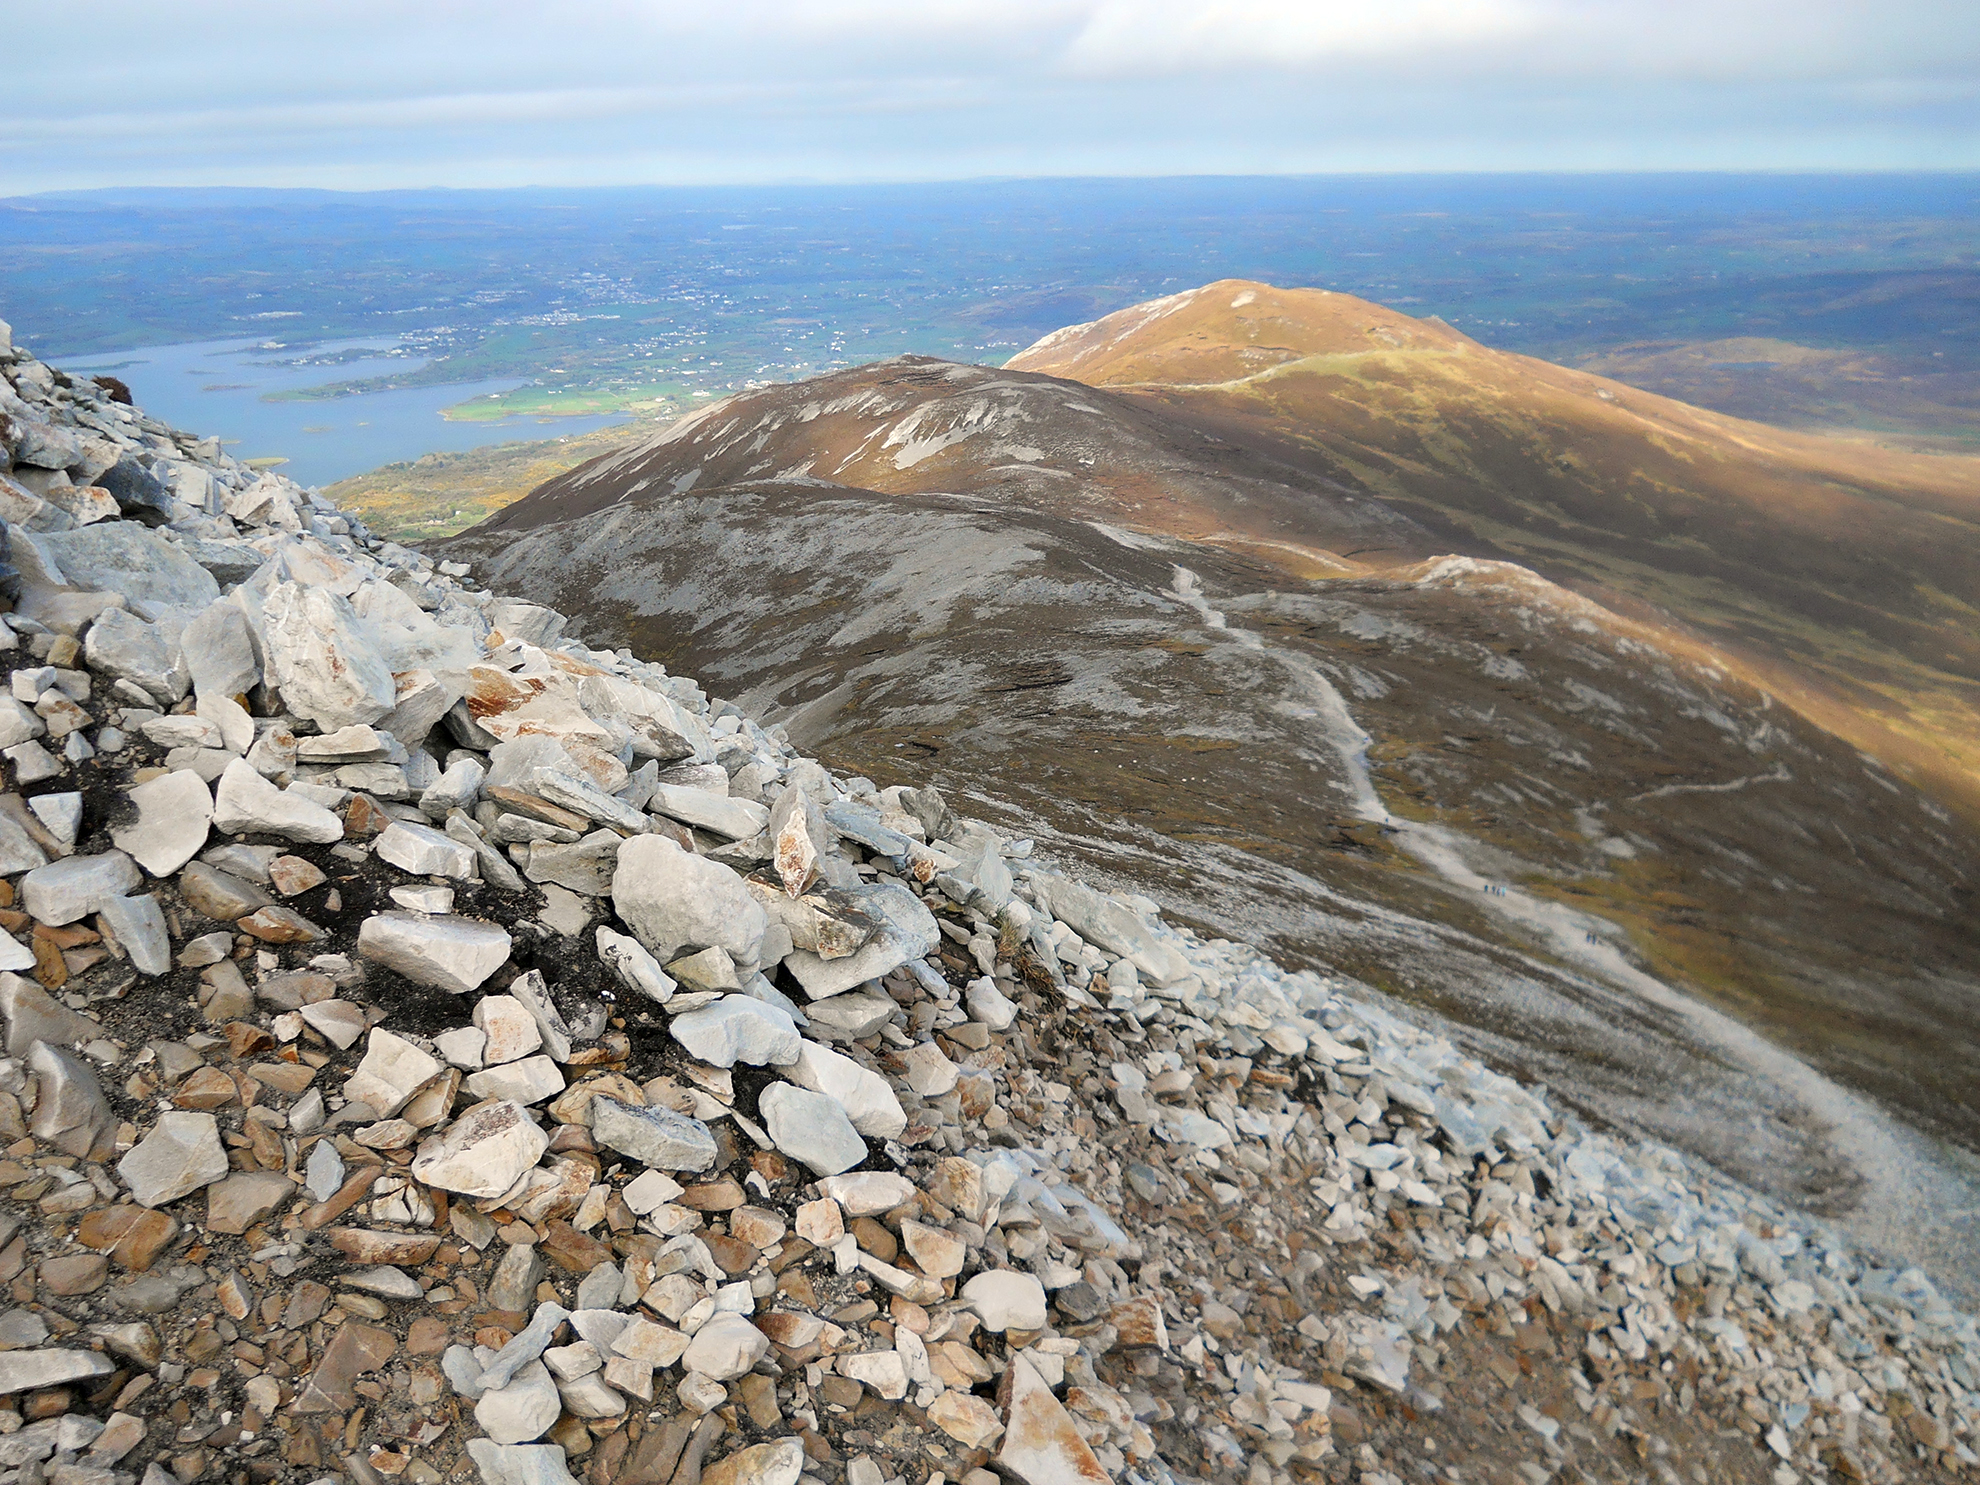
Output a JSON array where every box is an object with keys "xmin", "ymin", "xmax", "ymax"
[
  {"xmin": 112, "ymin": 769, "xmax": 213, "ymax": 877},
  {"xmin": 212, "ymin": 758, "xmax": 343, "ymax": 843},
  {"xmin": 118, "ymin": 1110, "xmax": 229, "ymax": 1206},
  {"xmin": 98, "ymin": 894, "xmax": 171, "ymax": 975},
  {"xmin": 595, "ymin": 926, "xmax": 675, "ymax": 1005},
  {"xmin": 261, "ymin": 581, "xmax": 396, "ymax": 731},
  {"xmin": 20, "ymin": 850, "xmax": 141, "ymax": 926},
  {"xmin": 612, "ymin": 834, "xmax": 766, "ymax": 970},
  {"xmin": 357, "ymin": 911, "xmax": 511, "ymax": 995},
  {"xmin": 758, "ymin": 1081, "xmax": 868, "ymax": 1177},
  {"xmin": 670, "ymin": 996, "xmax": 802, "ymax": 1070},
  {"xmin": 590, "ymin": 1098, "xmax": 717, "ymax": 1173}
]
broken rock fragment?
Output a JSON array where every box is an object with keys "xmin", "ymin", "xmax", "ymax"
[
  {"xmin": 112, "ymin": 768, "xmax": 213, "ymax": 876},
  {"xmin": 118, "ymin": 1109, "xmax": 229, "ymax": 1207},
  {"xmin": 212, "ymin": 757, "xmax": 344, "ymax": 843},
  {"xmin": 590, "ymin": 1097, "xmax": 718, "ymax": 1172},
  {"xmin": 611, "ymin": 834, "xmax": 766, "ymax": 969},
  {"xmin": 358, "ymin": 910, "xmax": 512, "ymax": 994},
  {"xmin": 412, "ymin": 1098, "xmax": 551, "ymax": 1197},
  {"xmin": 758, "ymin": 1081, "xmax": 868, "ymax": 1177}
]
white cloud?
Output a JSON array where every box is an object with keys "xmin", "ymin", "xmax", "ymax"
[
  {"xmin": 0, "ymin": 0, "xmax": 1974, "ymax": 190},
  {"xmin": 1061, "ymin": 0, "xmax": 1541, "ymax": 76}
]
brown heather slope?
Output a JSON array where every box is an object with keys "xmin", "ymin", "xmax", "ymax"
[{"xmin": 1006, "ymin": 280, "xmax": 1980, "ymax": 816}]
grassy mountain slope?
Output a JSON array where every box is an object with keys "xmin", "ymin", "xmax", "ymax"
[{"xmin": 1006, "ymin": 280, "xmax": 1980, "ymax": 815}]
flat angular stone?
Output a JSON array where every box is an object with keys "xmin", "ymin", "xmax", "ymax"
[
  {"xmin": 177, "ymin": 860, "xmax": 272, "ymax": 921},
  {"xmin": 436, "ymin": 1025, "xmax": 487, "ymax": 1070},
  {"xmin": 413, "ymin": 1098, "xmax": 551, "ymax": 1197},
  {"xmin": 475, "ymin": 994, "xmax": 543, "ymax": 1065},
  {"xmin": 476, "ymin": 1359, "xmax": 562, "ymax": 1444},
  {"xmin": 376, "ymin": 820, "xmax": 478, "ymax": 879},
  {"xmin": 646, "ymin": 783, "xmax": 768, "ymax": 841},
  {"xmin": 801, "ymin": 988, "xmax": 899, "ymax": 1043},
  {"xmin": 26, "ymin": 790, "xmax": 81, "ymax": 851},
  {"xmin": 595, "ymin": 926, "xmax": 675, "ymax": 1005},
  {"xmin": 901, "ymin": 1219, "xmax": 966, "ymax": 1279},
  {"xmin": 293, "ymin": 1319, "xmax": 397, "ymax": 1413},
  {"xmin": 998, "ymin": 1352, "xmax": 1113, "ymax": 1485},
  {"xmin": 784, "ymin": 882, "xmax": 939, "ymax": 1000},
  {"xmin": 702, "ymin": 1439, "xmax": 804, "ymax": 1485},
  {"xmin": 0, "ymin": 971, "xmax": 101, "ymax": 1054},
  {"xmin": 787, "ymin": 1040, "xmax": 906, "ymax": 1140},
  {"xmin": 268, "ymin": 853, "xmax": 327, "ymax": 895},
  {"xmin": 758, "ymin": 1082, "xmax": 867, "ymax": 1177},
  {"xmin": 465, "ymin": 1440, "xmax": 581, "ymax": 1485},
  {"xmin": 358, "ymin": 911, "xmax": 511, "ymax": 994},
  {"xmin": 0, "ymin": 1349, "xmax": 114, "ymax": 1396},
  {"xmin": 590, "ymin": 1097, "xmax": 717, "ymax": 1172},
  {"xmin": 299, "ymin": 997, "xmax": 366, "ymax": 1049},
  {"xmin": 670, "ymin": 996, "xmax": 801, "ymax": 1069},
  {"xmin": 681, "ymin": 1313, "xmax": 768, "ymax": 1381},
  {"xmin": 524, "ymin": 829, "xmax": 622, "ymax": 895},
  {"xmin": 262, "ymin": 581, "xmax": 396, "ymax": 731},
  {"xmin": 205, "ymin": 1170, "xmax": 296, "ymax": 1234},
  {"xmin": 29, "ymin": 1040, "xmax": 114, "ymax": 1157},
  {"xmin": 612, "ymin": 1317, "xmax": 690, "ymax": 1367},
  {"xmin": 98, "ymin": 893, "xmax": 171, "ymax": 975},
  {"xmin": 816, "ymin": 1172, "xmax": 916, "ymax": 1216},
  {"xmin": 768, "ymin": 785, "xmax": 827, "ymax": 898},
  {"xmin": 212, "ymin": 758, "xmax": 343, "ymax": 843},
  {"xmin": 180, "ymin": 600, "xmax": 259, "ymax": 701},
  {"xmin": 420, "ymin": 755, "xmax": 485, "ymax": 818},
  {"xmin": 611, "ymin": 834, "xmax": 766, "ymax": 970},
  {"xmin": 118, "ymin": 1110, "xmax": 229, "ymax": 1207},
  {"xmin": 899, "ymin": 1040, "xmax": 959, "ymax": 1097},
  {"xmin": 344, "ymin": 1028, "xmax": 443, "ymax": 1118},
  {"xmin": 81, "ymin": 609, "xmax": 182, "ymax": 706},
  {"xmin": 465, "ymin": 1054, "xmax": 565, "ymax": 1105},
  {"xmin": 20, "ymin": 850, "xmax": 140, "ymax": 926},
  {"xmin": 327, "ymin": 1229, "xmax": 442, "ymax": 1264},
  {"xmin": 963, "ymin": 1270, "xmax": 1048, "ymax": 1333},
  {"xmin": 506, "ymin": 968, "xmax": 573, "ymax": 1061},
  {"xmin": 841, "ymin": 1348, "xmax": 908, "ymax": 1400}
]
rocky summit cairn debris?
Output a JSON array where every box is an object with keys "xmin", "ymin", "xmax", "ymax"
[{"xmin": 0, "ymin": 320, "xmax": 1972, "ymax": 1485}]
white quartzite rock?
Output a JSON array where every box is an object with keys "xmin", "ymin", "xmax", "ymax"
[
  {"xmin": 261, "ymin": 581, "xmax": 397, "ymax": 731},
  {"xmin": 464, "ymin": 1055, "xmax": 565, "ymax": 1105},
  {"xmin": 669, "ymin": 996, "xmax": 801, "ymax": 1069},
  {"xmin": 118, "ymin": 1110, "xmax": 229, "ymax": 1207},
  {"xmin": 475, "ymin": 1359, "xmax": 561, "ymax": 1445},
  {"xmin": 112, "ymin": 769, "xmax": 213, "ymax": 876},
  {"xmin": 474, "ymin": 995, "xmax": 543, "ymax": 1065},
  {"xmin": 783, "ymin": 881, "xmax": 939, "ymax": 1000},
  {"xmin": 679, "ymin": 1313, "xmax": 768, "ymax": 1381},
  {"xmin": 611, "ymin": 835, "xmax": 765, "ymax": 970},
  {"xmin": 757, "ymin": 1081, "xmax": 868, "ymax": 1177},
  {"xmin": 344, "ymin": 1028, "xmax": 442, "ymax": 1118},
  {"xmin": 589, "ymin": 1098, "xmax": 717, "ymax": 1172},
  {"xmin": 787, "ymin": 1040, "xmax": 907, "ymax": 1140},
  {"xmin": 358, "ymin": 912, "xmax": 511, "ymax": 995},
  {"xmin": 815, "ymin": 1171, "xmax": 916, "ymax": 1216},
  {"xmin": 212, "ymin": 758, "xmax": 343, "ymax": 843},
  {"xmin": 413, "ymin": 1098, "xmax": 551, "ymax": 1198},
  {"xmin": 961, "ymin": 1269, "xmax": 1048, "ymax": 1333},
  {"xmin": 20, "ymin": 850, "xmax": 141, "ymax": 926},
  {"xmin": 376, "ymin": 820, "xmax": 478, "ymax": 879},
  {"xmin": 595, "ymin": 926, "xmax": 675, "ymax": 1005},
  {"xmin": 464, "ymin": 1441, "xmax": 580, "ymax": 1485}
]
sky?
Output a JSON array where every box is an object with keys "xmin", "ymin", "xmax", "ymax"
[{"xmin": 3, "ymin": 0, "xmax": 1978, "ymax": 194}]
